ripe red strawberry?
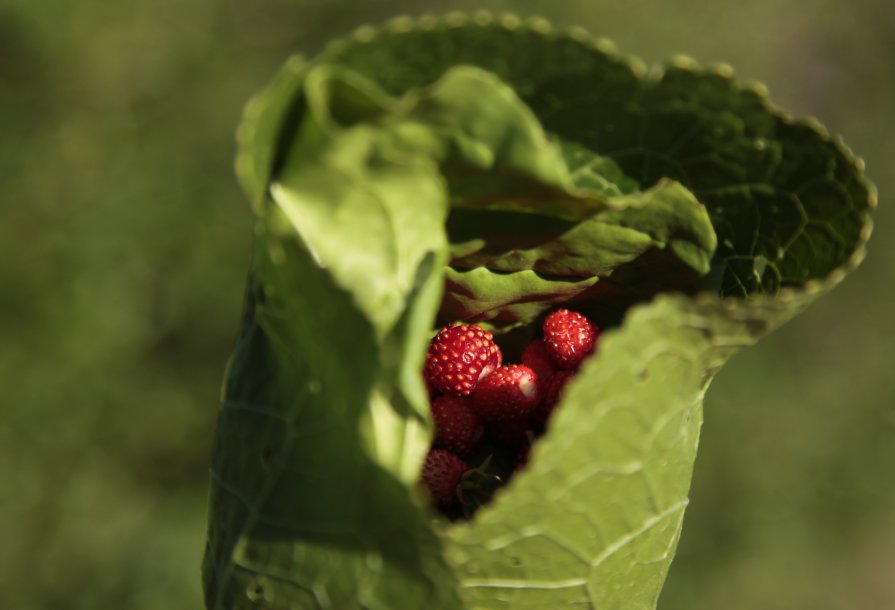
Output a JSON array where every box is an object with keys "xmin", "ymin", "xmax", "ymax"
[
  {"xmin": 486, "ymin": 415, "xmax": 536, "ymax": 447},
  {"xmin": 472, "ymin": 364, "xmax": 541, "ymax": 422},
  {"xmin": 430, "ymin": 394, "xmax": 482, "ymax": 456},
  {"xmin": 421, "ymin": 448, "xmax": 468, "ymax": 507},
  {"xmin": 535, "ymin": 369, "xmax": 576, "ymax": 425},
  {"xmin": 424, "ymin": 323, "xmax": 502, "ymax": 396},
  {"xmin": 542, "ymin": 309, "xmax": 599, "ymax": 369},
  {"xmin": 515, "ymin": 443, "xmax": 532, "ymax": 471},
  {"xmin": 521, "ymin": 339, "xmax": 556, "ymax": 381}
]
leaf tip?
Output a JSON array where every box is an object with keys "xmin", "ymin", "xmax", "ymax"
[
  {"xmin": 744, "ymin": 80, "xmax": 770, "ymax": 99},
  {"xmin": 668, "ymin": 54, "xmax": 698, "ymax": 70},
  {"xmin": 802, "ymin": 279, "xmax": 823, "ymax": 295},
  {"xmin": 848, "ymin": 247, "xmax": 867, "ymax": 271},
  {"xmin": 777, "ymin": 287, "xmax": 799, "ymax": 303},
  {"xmin": 592, "ymin": 36, "xmax": 617, "ymax": 55},
  {"xmin": 867, "ymin": 186, "xmax": 878, "ymax": 210},
  {"xmin": 352, "ymin": 24, "xmax": 377, "ymax": 43},
  {"xmin": 385, "ymin": 15, "xmax": 416, "ymax": 33},
  {"xmin": 826, "ymin": 267, "xmax": 848, "ymax": 286},
  {"xmin": 417, "ymin": 14, "xmax": 438, "ymax": 30},
  {"xmin": 859, "ymin": 218, "xmax": 874, "ymax": 244},
  {"xmin": 802, "ymin": 115, "xmax": 831, "ymax": 139},
  {"xmin": 629, "ymin": 57, "xmax": 649, "ymax": 78},
  {"xmin": 525, "ymin": 16, "xmax": 553, "ymax": 35},
  {"xmin": 498, "ymin": 13, "xmax": 523, "ymax": 30},
  {"xmin": 566, "ymin": 26, "xmax": 590, "ymax": 42},
  {"xmin": 472, "ymin": 10, "xmax": 495, "ymax": 26},
  {"xmin": 444, "ymin": 11, "xmax": 469, "ymax": 28},
  {"xmin": 708, "ymin": 62, "xmax": 736, "ymax": 79}
]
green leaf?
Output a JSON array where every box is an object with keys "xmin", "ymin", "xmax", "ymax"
[
  {"xmin": 448, "ymin": 179, "xmax": 716, "ymax": 278},
  {"xmin": 235, "ymin": 55, "xmax": 309, "ymax": 211},
  {"xmin": 205, "ymin": 14, "xmax": 875, "ymax": 610}
]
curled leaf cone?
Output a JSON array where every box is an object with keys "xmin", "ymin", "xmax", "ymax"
[{"xmin": 207, "ymin": 14, "xmax": 875, "ymax": 610}]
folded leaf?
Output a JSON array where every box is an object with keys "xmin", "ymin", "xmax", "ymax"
[{"xmin": 206, "ymin": 14, "xmax": 875, "ymax": 610}]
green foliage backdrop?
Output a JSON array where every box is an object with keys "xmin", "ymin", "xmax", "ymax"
[{"xmin": 1, "ymin": 1, "xmax": 892, "ymax": 609}]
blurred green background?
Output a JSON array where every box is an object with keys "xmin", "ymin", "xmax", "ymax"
[{"xmin": 2, "ymin": 0, "xmax": 892, "ymax": 608}]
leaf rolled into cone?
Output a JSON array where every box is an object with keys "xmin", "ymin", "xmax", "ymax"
[{"xmin": 203, "ymin": 14, "xmax": 875, "ymax": 610}]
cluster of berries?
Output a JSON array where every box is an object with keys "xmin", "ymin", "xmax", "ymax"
[{"xmin": 420, "ymin": 309, "xmax": 600, "ymax": 513}]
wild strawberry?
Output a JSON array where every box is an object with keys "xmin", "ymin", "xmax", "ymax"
[
  {"xmin": 515, "ymin": 443, "xmax": 532, "ymax": 471},
  {"xmin": 485, "ymin": 415, "xmax": 536, "ymax": 447},
  {"xmin": 542, "ymin": 309, "xmax": 599, "ymax": 369},
  {"xmin": 535, "ymin": 369, "xmax": 576, "ymax": 425},
  {"xmin": 421, "ymin": 448, "xmax": 468, "ymax": 507},
  {"xmin": 430, "ymin": 394, "xmax": 482, "ymax": 456},
  {"xmin": 521, "ymin": 339, "xmax": 556, "ymax": 381},
  {"xmin": 472, "ymin": 364, "xmax": 541, "ymax": 422},
  {"xmin": 424, "ymin": 323, "xmax": 502, "ymax": 396}
]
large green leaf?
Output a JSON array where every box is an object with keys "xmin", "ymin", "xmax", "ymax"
[{"xmin": 205, "ymin": 14, "xmax": 874, "ymax": 610}]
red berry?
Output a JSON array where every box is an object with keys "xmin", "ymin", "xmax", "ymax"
[
  {"xmin": 515, "ymin": 443, "xmax": 532, "ymax": 471},
  {"xmin": 430, "ymin": 394, "xmax": 482, "ymax": 456},
  {"xmin": 521, "ymin": 339, "xmax": 556, "ymax": 381},
  {"xmin": 424, "ymin": 323, "xmax": 502, "ymax": 396},
  {"xmin": 486, "ymin": 415, "xmax": 536, "ymax": 447},
  {"xmin": 421, "ymin": 448, "xmax": 468, "ymax": 507},
  {"xmin": 542, "ymin": 309, "xmax": 599, "ymax": 369},
  {"xmin": 536, "ymin": 370, "xmax": 576, "ymax": 425},
  {"xmin": 472, "ymin": 364, "xmax": 541, "ymax": 422}
]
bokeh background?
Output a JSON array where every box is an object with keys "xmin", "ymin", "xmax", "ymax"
[{"xmin": 2, "ymin": 0, "xmax": 893, "ymax": 608}]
